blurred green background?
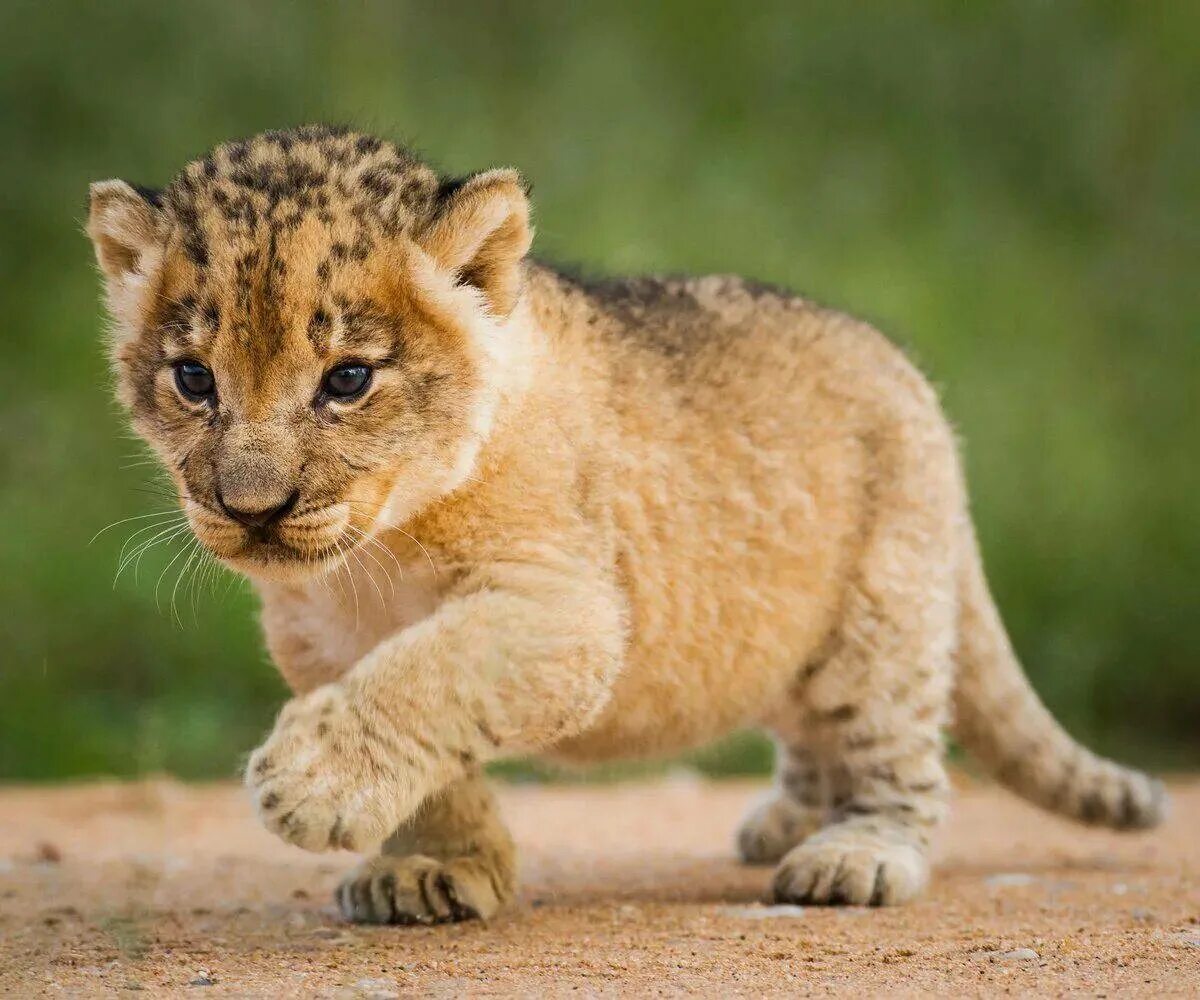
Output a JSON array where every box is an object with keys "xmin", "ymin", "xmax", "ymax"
[{"xmin": 1, "ymin": 1, "xmax": 1197, "ymax": 782}]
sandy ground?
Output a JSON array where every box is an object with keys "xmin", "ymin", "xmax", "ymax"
[{"xmin": 0, "ymin": 776, "xmax": 1198, "ymax": 998}]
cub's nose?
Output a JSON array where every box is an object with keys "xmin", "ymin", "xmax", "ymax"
[{"xmin": 218, "ymin": 490, "xmax": 300, "ymax": 529}]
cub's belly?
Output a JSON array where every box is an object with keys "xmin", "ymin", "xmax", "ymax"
[
  {"xmin": 548, "ymin": 582, "xmax": 840, "ymax": 764},
  {"xmin": 551, "ymin": 479, "xmax": 852, "ymax": 762}
]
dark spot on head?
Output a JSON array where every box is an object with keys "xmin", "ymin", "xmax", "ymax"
[
  {"xmin": 437, "ymin": 174, "xmax": 470, "ymax": 202},
  {"xmin": 183, "ymin": 231, "xmax": 208, "ymax": 268},
  {"xmin": 307, "ymin": 308, "xmax": 332, "ymax": 349},
  {"xmin": 132, "ymin": 184, "xmax": 163, "ymax": 207},
  {"xmin": 399, "ymin": 177, "xmax": 432, "ymax": 213},
  {"xmin": 360, "ymin": 167, "xmax": 394, "ymax": 200},
  {"xmin": 264, "ymin": 129, "xmax": 294, "ymax": 153}
]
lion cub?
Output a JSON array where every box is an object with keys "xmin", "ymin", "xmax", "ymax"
[{"xmin": 88, "ymin": 126, "xmax": 1164, "ymax": 923}]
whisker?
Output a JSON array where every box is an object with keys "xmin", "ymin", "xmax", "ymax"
[
  {"xmin": 117, "ymin": 516, "xmax": 188, "ymax": 570},
  {"xmin": 90, "ymin": 509, "xmax": 179, "ymax": 546},
  {"xmin": 170, "ymin": 538, "xmax": 204, "ymax": 627},
  {"xmin": 342, "ymin": 500, "xmax": 441, "ymax": 580},
  {"xmin": 335, "ymin": 535, "xmax": 361, "ymax": 629},
  {"xmin": 390, "ymin": 525, "xmax": 440, "ymax": 581},
  {"xmin": 154, "ymin": 535, "xmax": 198, "ymax": 613},
  {"xmin": 348, "ymin": 543, "xmax": 387, "ymax": 611},
  {"xmin": 114, "ymin": 522, "xmax": 191, "ymax": 587},
  {"xmin": 344, "ymin": 524, "xmax": 397, "ymax": 602}
]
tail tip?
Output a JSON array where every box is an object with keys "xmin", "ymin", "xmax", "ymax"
[
  {"xmin": 1124, "ymin": 777, "xmax": 1169, "ymax": 830},
  {"xmin": 1080, "ymin": 773, "xmax": 1168, "ymax": 831}
]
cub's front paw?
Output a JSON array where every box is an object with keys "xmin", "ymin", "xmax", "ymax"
[
  {"xmin": 245, "ymin": 684, "xmax": 423, "ymax": 853},
  {"xmin": 337, "ymin": 853, "xmax": 513, "ymax": 925}
]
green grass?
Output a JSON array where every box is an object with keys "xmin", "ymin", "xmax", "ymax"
[{"xmin": 1, "ymin": 1, "xmax": 1197, "ymax": 780}]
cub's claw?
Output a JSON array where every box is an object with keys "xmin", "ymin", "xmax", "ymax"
[
  {"xmin": 337, "ymin": 853, "xmax": 510, "ymax": 925},
  {"xmin": 771, "ymin": 827, "xmax": 928, "ymax": 907}
]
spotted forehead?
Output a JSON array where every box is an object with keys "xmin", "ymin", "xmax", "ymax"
[
  {"xmin": 164, "ymin": 126, "xmax": 440, "ymax": 266},
  {"xmin": 154, "ymin": 127, "xmax": 440, "ymax": 358}
]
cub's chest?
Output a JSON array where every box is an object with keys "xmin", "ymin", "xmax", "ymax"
[{"xmin": 257, "ymin": 558, "xmax": 441, "ymax": 694}]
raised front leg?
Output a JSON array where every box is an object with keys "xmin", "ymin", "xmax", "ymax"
[
  {"xmin": 246, "ymin": 560, "xmax": 624, "ymax": 853},
  {"xmin": 337, "ymin": 768, "xmax": 516, "ymax": 924}
]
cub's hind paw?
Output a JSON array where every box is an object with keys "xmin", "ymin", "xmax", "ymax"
[
  {"xmin": 336, "ymin": 854, "xmax": 510, "ymax": 925},
  {"xmin": 772, "ymin": 829, "xmax": 928, "ymax": 906},
  {"xmin": 736, "ymin": 794, "xmax": 825, "ymax": 866}
]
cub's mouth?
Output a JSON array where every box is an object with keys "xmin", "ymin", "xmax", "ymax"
[{"xmin": 184, "ymin": 496, "xmax": 369, "ymax": 582}]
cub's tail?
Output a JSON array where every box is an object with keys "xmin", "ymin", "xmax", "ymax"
[{"xmin": 952, "ymin": 526, "xmax": 1167, "ymax": 830}]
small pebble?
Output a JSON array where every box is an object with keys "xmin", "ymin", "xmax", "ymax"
[
  {"xmin": 34, "ymin": 842, "xmax": 62, "ymax": 864},
  {"xmin": 720, "ymin": 904, "xmax": 807, "ymax": 920},
  {"xmin": 984, "ymin": 873, "xmax": 1037, "ymax": 888},
  {"xmin": 972, "ymin": 948, "xmax": 1039, "ymax": 962},
  {"xmin": 188, "ymin": 973, "xmax": 215, "ymax": 987},
  {"xmin": 353, "ymin": 978, "xmax": 399, "ymax": 999}
]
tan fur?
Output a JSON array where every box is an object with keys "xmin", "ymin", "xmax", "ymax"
[{"xmin": 88, "ymin": 127, "xmax": 1165, "ymax": 920}]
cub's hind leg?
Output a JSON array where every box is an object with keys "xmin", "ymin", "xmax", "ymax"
[
  {"xmin": 737, "ymin": 742, "xmax": 828, "ymax": 865},
  {"xmin": 772, "ymin": 413, "xmax": 962, "ymax": 906},
  {"xmin": 337, "ymin": 768, "xmax": 515, "ymax": 925},
  {"xmin": 770, "ymin": 696, "xmax": 950, "ymax": 906}
]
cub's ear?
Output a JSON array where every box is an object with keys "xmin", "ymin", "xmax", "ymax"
[
  {"xmin": 86, "ymin": 180, "xmax": 166, "ymax": 331},
  {"xmin": 87, "ymin": 180, "xmax": 164, "ymax": 279},
  {"xmin": 417, "ymin": 169, "xmax": 532, "ymax": 317}
]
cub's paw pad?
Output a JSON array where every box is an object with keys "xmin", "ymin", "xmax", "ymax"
[
  {"xmin": 336, "ymin": 854, "xmax": 508, "ymax": 925},
  {"xmin": 772, "ymin": 834, "xmax": 927, "ymax": 906},
  {"xmin": 736, "ymin": 795, "xmax": 825, "ymax": 866}
]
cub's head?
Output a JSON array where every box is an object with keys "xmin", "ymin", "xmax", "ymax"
[{"xmin": 87, "ymin": 125, "xmax": 531, "ymax": 582}]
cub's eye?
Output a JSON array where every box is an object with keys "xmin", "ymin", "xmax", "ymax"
[
  {"xmin": 321, "ymin": 364, "xmax": 373, "ymax": 401},
  {"xmin": 174, "ymin": 360, "xmax": 215, "ymax": 401}
]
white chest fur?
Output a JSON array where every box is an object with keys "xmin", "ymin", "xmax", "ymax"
[{"xmin": 257, "ymin": 556, "xmax": 441, "ymax": 694}]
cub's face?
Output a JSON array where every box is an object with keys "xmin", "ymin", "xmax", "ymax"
[{"xmin": 87, "ymin": 127, "xmax": 530, "ymax": 582}]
